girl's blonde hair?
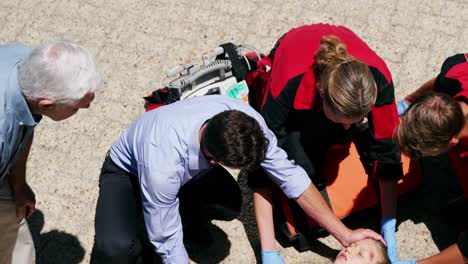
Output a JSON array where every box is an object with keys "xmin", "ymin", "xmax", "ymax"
[{"xmin": 314, "ymin": 35, "xmax": 377, "ymax": 119}]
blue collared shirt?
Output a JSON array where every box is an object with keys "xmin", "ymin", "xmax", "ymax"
[
  {"xmin": 110, "ymin": 95, "xmax": 311, "ymax": 264},
  {"xmin": 0, "ymin": 44, "xmax": 41, "ymax": 184}
]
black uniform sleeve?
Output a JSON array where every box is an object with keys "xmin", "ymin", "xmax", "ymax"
[
  {"xmin": 261, "ymin": 74, "xmax": 318, "ymax": 179},
  {"xmin": 261, "ymin": 92, "xmax": 291, "ymax": 147},
  {"xmin": 434, "ymin": 54, "xmax": 466, "ymax": 96},
  {"xmin": 355, "ymin": 67, "xmax": 403, "ymax": 180},
  {"xmin": 458, "ymin": 231, "xmax": 468, "ymax": 258}
]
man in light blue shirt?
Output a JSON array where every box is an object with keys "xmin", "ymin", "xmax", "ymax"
[
  {"xmin": 0, "ymin": 41, "xmax": 101, "ymax": 263},
  {"xmin": 92, "ymin": 95, "xmax": 384, "ymax": 264}
]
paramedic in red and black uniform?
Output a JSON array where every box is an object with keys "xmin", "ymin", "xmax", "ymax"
[
  {"xmin": 396, "ymin": 53, "xmax": 468, "ymax": 264},
  {"xmin": 246, "ymin": 23, "xmax": 403, "ymax": 263}
]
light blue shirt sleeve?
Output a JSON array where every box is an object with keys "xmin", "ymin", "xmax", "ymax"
[{"xmin": 138, "ymin": 141, "xmax": 189, "ymax": 264}]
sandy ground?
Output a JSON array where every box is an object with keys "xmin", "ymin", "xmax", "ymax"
[{"xmin": 1, "ymin": 0, "xmax": 467, "ymax": 263}]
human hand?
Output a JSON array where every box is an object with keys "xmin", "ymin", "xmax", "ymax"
[
  {"xmin": 13, "ymin": 183, "xmax": 36, "ymax": 218},
  {"xmin": 261, "ymin": 250, "xmax": 285, "ymax": 264},
  {"xmin": 342, "ymin": 228, "xmax": 386, "ymax": 247},
  {"xmin": 397, "ymin": 99, "xmax": 410, "ymax": 116}
]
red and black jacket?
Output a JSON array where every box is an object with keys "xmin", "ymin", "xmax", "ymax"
[
  {"xmin": 434, "ymin": 53, "xmax": 468, "ymax": 102},
  {"xmin": 258, "ymin": 23, "xmax": 402, "ymax": 180},
  {"xmin": 429, "ymin": 53, "xmax": 468, "ymax": 258},
  {"xmin": 434, "ymin": 53, "xmax": 468, "ymax": 199}
]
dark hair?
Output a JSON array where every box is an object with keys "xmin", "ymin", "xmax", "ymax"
[
  {"xmin": 395, "ymin": 92, "xmax": 465, "ymax": 159},
  {"xmin": 203, "ymin": 110, "xmax": 268, "ymax": 172}
]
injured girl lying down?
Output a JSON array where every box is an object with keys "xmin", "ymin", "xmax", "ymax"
[{"xmin": 334, "ymin": 238, "xmax": 390, "ymax": 264}]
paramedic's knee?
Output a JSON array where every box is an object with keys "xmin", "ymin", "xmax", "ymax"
[
  {"xmin": 93, "ymin": 233, "xmax": 142, "ymax": 263},
  {"xmin": 206, "ymin": 203, "xmax": 241, "ymax": 221}
]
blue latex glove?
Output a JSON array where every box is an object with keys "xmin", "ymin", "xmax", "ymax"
[
  {"xmin": 381, "ymin": 218, "xmax": 417, "ymax": 264},
  {"xmin": 381, "ymin": 217, "xmax": 398, "ymax": 262},
  {"xmin": 397, "ymin": 99, "xmax": 410, "ymax": 116},
  {"xmin": 261, "ymin": 250, "xmax": 285, "ymax": 264}
]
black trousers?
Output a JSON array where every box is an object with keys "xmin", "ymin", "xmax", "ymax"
[{"xmin": 91, "ymin": 154, "xmax": 242, "ymax": 264}]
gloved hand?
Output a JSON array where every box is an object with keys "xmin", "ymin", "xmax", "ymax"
[
  {"xmin": 381, "ymin": 218, "xmax": 417, "ymax": 264},
  {"xmin": 397, "ymin": 99, "xmax": 410, "ymax": 116},
  {"xmin": 261, "ymin": 250, "xmax": 285, "ymax": 264}
]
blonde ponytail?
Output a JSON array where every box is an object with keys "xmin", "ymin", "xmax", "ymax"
[
  {"xmin": 315, "ymin": 35, "xmax": 350, "ymax": 70},
  {"xmin": 314, "ymin": 35, "xmax": 377, "ymax": 119}
]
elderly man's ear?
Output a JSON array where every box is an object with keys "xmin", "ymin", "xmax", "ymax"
[
  {"xmin": 37, "ymin": 99, "xmax": 56, "ymax": 113},
  {"xmin": 449, "ymin": 137, "xmax": 459, "ymax": 147}
]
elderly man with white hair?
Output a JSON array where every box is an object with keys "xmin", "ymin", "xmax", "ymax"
[{"xmin": 0, "ymin": 40, "xmax": 102, "ymax": 263}]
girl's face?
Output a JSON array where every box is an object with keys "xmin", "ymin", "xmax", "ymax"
[{"xmin": 334, "ymin": 238, "xmax": 384, "ymax": 264}]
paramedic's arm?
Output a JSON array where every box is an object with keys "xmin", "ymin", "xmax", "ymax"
[
  {"xmin": 253, "ymin": 187, "xmax": 277, "ymax": 250},
  {"xmin": 139, "ymin": 143, "xmax": 189, "ymax": 264},
  {"xmin": 259, "ymin": 125, "xmax": 384, "ymax": 247},
  {"xmin": 256, "ymin": 93, "xmax": 322, "ymax": 252},
  {"xmin": 9, "ymin": 131, "xmax": 36, "ymax": 218},
  {"xmin": 419, "ymin": 243, "xmax": 467, "ymax": 264},
  {"xmin": 357, "ymin": 136, "xmax": 399, "ymax": 220},
  {"xmin": 404, "ymin": 54, "xmax": 466, "ymax": 104},
  {"xmin": 380, "ymin": 179, "xmax": 397, "ymax": 218},
  {"xmin": 256, "ymin": 92, "xmax": 318, "ymax": 251},
  {"xmin": 403, "ymin": 78, "xmax": 436, "ymax": 104},
  {"xmin": 256, "ymin": 94, "xmax": 295, "ymax": 252},
  {"xmin": 365, "ymin": 80, "xmax": 402, "ymax": 219}
]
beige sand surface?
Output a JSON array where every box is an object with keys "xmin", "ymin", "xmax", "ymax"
[{"xmin": 1, "ymin": 0, "xmax": 467, "ymax": 263}]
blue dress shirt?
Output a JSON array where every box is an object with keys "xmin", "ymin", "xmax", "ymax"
[
  {"xmin": 0, "ymin": 44, "xmax": 40, "ymax": 184},
  {"xmin": 110, "ymin": 95, "xmax": 311, "ymax": 263}
]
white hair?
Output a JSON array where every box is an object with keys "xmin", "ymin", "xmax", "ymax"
[{"xmin": 18, "ymin": 40, "xmax": 102, "ymax": 104}]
